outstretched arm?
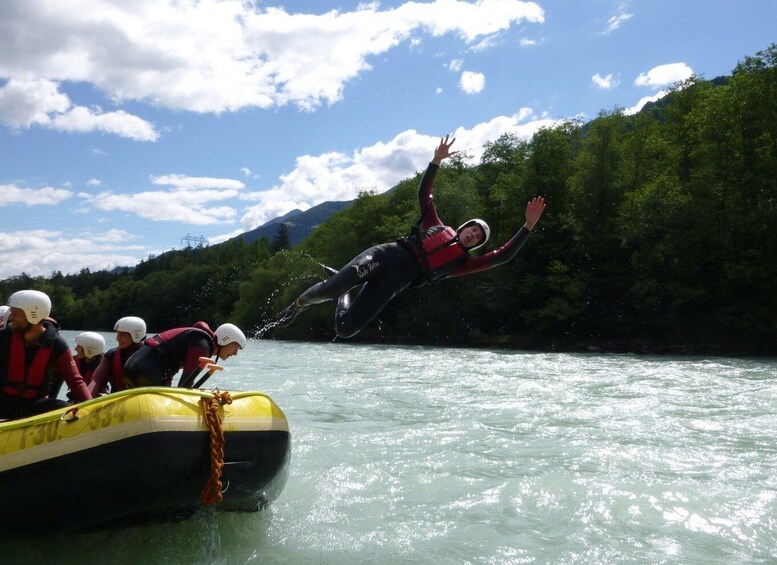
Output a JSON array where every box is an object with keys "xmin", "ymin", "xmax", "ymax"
[
  {"xmin": 449, "ymin": 195, "xmax": 547, "ymax": 276},
  {"xmin": 419, "ymin": 135, "xmax": 459, "ymax": 228}
]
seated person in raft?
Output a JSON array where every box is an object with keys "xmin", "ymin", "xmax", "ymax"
[
  {"xmin": 87, "ymin": 316, "xmax": 147, "ymax": 397},
  {"xmin": 0, "ymin": 290, "xmax": 91, "ymax": 420}
]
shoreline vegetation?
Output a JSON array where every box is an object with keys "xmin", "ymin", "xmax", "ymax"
[{"xmin": 2, "ymin": 45, "xmax": 776, "ymax": 358}]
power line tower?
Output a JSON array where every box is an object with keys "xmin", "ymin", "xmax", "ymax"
[{"xmin": 181, "ymin": 234, "xmax": 208, "ymax": 248}]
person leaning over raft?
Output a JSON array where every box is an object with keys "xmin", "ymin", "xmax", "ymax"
[
  {"xmin": 122, "ymin": 321, "xmax": 246, "ymax": 388},
  {"xmin": 87, "ymin": 316, "xmax": 146, "ymax": 397},
  {"xmin": 277, "ymin": 135, "xmax": 547, "ymax": 338},
  {"xmin": 0, "ymin": 290, "xmax": 91, "ymax": 420}
]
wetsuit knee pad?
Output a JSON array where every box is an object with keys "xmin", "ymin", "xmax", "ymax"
[{"xmin": 335, "ymin": 315, "xmax": 360, "ymax": 339}]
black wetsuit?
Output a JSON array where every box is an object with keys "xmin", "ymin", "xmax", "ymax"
[
  {"xmin": 123, "ymin": 325, "xmax": 215, "ymax": 388},
  {"xmin": 298, "ymin": 162, "xmax": 533, "ymax": 338}
]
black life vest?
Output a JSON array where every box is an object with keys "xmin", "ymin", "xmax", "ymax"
[{"xmin": 144, "ymin": 322, "xmax": 215, "ymax": 380}]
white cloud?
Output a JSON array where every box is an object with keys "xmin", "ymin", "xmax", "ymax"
[
  {"xmin": 623, "ymin": 90, "xmax": 669, "ymax": 115},
  {"xmin": 86, "ymin": 178, "xmax": 102, "ymax": 187},
  {"xmin": 470, "ymin": 34, "xmax": 501, "ymax": 52},
  {"xmin": 236, "ymin": 109, "xmax": 561, "ymax": 229},
  {"xmin": 460, "ymin": 71, "xmax": 485, "ymax": 94},
  {"xmin": 592, "ymin": 73, "xmax": 619, "ymax": 90},
  {"xmin": 449, "ymin": 59, "xmax": 464, "ymax": 72},
  {"xmin": 604, "ymin": 6, "xmax": 633, "ymax": 34},
  {"xmin": 87, "ymin": 175, "xmax": 245, "ymax": 224},
  {"xmin": 635, "ymin": 63, "xmax": 693, "ymax": 89},
  {"xmin": 0, "ymin": 229, "xmax": 146, "ymax": 279},
  {"xmin": 0, "ymin": 183, "xmax": 73, "ymax": 206},
  {"xmin": 150, "ymin": 174, "xmax": 245, "ymax": 191},
  {"xmin": 0, "ymin": 0, "xmax": 544, "ymax": 115},
  {"xmin": 0, "ymin": 78, "xmax": 158, "ymax": 140},
  {"xmin": 93, "ymin": 190, "xmax": 239, "ymax": 225},
  {"xmin": 520, "ymin": 38, "xmax": 538, "ymax": 46}
]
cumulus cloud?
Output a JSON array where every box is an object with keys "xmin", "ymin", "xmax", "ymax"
[
  {"xmin": 0, "ymin": 183, "xmax": 73, "ymax": 206},
  {"xmin": 635, "ymin": 63, "xmax": 693, "ymax": 89},
  {"xmin": 0, "ymin": 0, "xmax": 544, "ymax": 116},
  {"xmin": 234, "ymin": 109, "xmax": 560, "ymax": 231},
  {"xmin": 0, "ymin": 78, "xmax": 158, "ymax": 140},
  {"xmin": 592, "ymin": 73, "xmax": 619, "ymax": 90},
  {"xmin": 623, "ymin": 90, "xmax": 670, "ymax": 115},
  {"xmin": 0, "ymin": 229, "xmax": 146, "ymax": 279},
  {"xmin": 90, "ymin": 175, "xmax": 245, "ymax": 224},
  {"xmin": 460, "ymin": 71, "xmax": 486, "ymax": 94}
]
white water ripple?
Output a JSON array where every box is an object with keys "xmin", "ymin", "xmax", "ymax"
[{"xmin": 3, "ymin": 338, "xmax": 776, "ymax": 564}]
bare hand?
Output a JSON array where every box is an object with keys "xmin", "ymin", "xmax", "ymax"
[
  {"xmin": 431, "ymin": 134, "xmax": 458, "ymax": 165},
  {"xmin": 524, "ymin": 196, "xmax": 546, "ymax": 231}
]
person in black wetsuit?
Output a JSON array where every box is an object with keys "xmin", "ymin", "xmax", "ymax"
[
  {"xmin": 122, "ymin": 321, "xmax": 246, "ymax": 388},
  {"xmin": 277, "ymin": 135, "xmax": 546, "ymax": 339}
]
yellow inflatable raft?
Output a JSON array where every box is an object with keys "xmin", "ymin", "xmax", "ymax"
[{"xmin": 0, "ymin": 388, "xmax": 290, "ymax": 538}]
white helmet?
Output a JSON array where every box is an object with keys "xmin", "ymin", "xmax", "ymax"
[
  {"xmin": 114, "ymin": 316, "xmax": 147, "ymax": 344},
  {"xmin": 215, "ymin": 323, "xmax": 247, "ymax": 349},
  {"xmin": 0, "ymin": 305, "xmax": 9, "ymax": 328},
  {"xmin": 8, "ymin": 290, "xmax": 51, "ymax": 324},
  {"xmin": 75, "ymin": 332, "xmax": 106, "ymax": 358},
  {"xmin": 456, "ymin": 219, "xmax": 491, "ymax": 251}
]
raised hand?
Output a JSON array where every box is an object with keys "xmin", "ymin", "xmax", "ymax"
[
  {"xmin": 431, "ymin": 134, "xmax": 458, "ymax": 165},
  {"xmin": 524, "ymin": 196, "xmax": 546, "ymax": 231}
]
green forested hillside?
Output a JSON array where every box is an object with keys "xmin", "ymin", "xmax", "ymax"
[{"xmin": 3, "ymin": 45, "xmax": 776, "ymax": 355}]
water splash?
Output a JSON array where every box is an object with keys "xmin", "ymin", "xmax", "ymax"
[{"xmin": 250, "ymin": 257, "xmax": 336, "ymax": 338}]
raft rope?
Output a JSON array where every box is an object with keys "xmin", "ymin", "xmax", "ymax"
[{"xmin": 200, "ymin": 390, "xmax": 233, "ymax": 506}]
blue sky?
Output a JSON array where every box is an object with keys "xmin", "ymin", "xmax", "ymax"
[{"xmin": 0, "ymin": 0, "xmax": 775, "ymax": 279}]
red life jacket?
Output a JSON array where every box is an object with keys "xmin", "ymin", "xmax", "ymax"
[
  {"xmin": 75, "ymin": 355, "xmax": 102, "ymax": 385},
  {"xmin": 404, "ymin": 225, "xmax": 469, "ymax": 282},
  {"xmin": 3, "ymin": 332, "xmax": 54, "ymax": 399},
  {"xmin": 109, "ymin": 342, "xmax": 141, "ymax": 392}
]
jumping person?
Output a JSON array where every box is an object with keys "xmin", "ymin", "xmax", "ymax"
[
  {"xmin": 122, "ymin": 321, "xmax": 246, "ymax": 388},
  {"xmin": 87, "ymin": 316, "xmax": 146, "ymax": 397},
  {"xmin": 0, "ymin": 290, "xmax": 91, "ymax": 420},
  {"xmin": 277, "ymin": 135, "xmax": 546, "ymax": 338}
]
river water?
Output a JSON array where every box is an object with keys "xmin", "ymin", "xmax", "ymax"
[{"xmin": 3, "ymin": 337, "xmax": 777, "ymax": 564}]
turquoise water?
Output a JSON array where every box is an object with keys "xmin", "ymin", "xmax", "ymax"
[{"xmin": 3, "ymin": 337, "xmax": 777, "ymax": 564}]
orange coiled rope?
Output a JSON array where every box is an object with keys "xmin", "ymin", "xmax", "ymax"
[{"xmin": 200, "ymin": 390, "xmax": 233, "ymax": 505}]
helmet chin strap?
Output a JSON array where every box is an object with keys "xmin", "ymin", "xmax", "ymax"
[{"xmin": 16, "ymin": 320, "xmax": 35, "ymax": 342}]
